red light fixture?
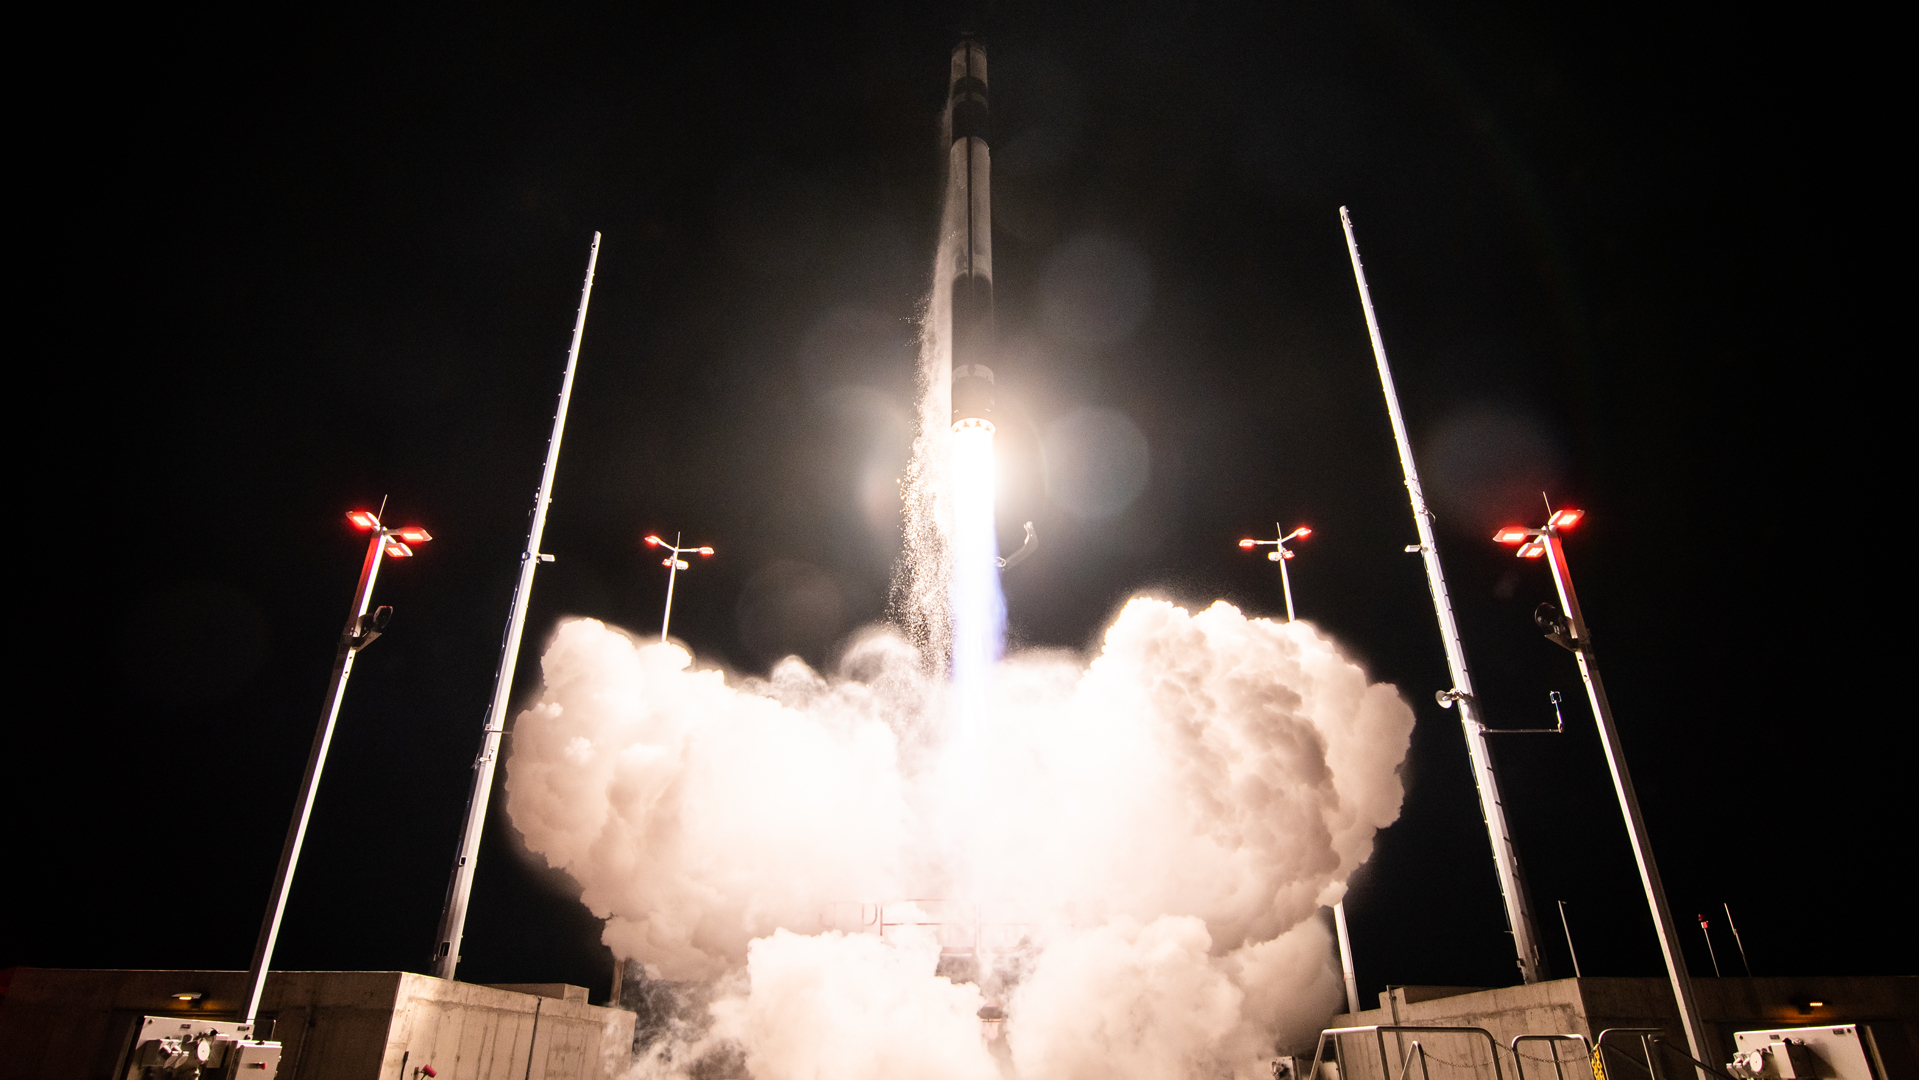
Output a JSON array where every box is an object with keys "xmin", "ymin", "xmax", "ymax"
[
  {"xmin": 1493, "ymin": 527, "xmax": 1530, "ymax": 544},
  {"xmin": 644, "ymin": 535, "xmax": 662, "ymax": 547},
  {"xmin": 1238, "ymin": 539, "xmax": 1256, "ymax": 549},
  {"xmin": 396, "ymin": 527, "xmax": 433, "ymax": 543},
  {"xmin": 1549, "ymin": 508, "xmax": 1585, "ymax": 530},
  {"xmin": 698, "ymin": 547, "xmax": 715, "ymax": 556},
  {"xmin": 347, "ymin": 511, "xmax": 380, "ymax": 530},
  {"xmin": 1294, "ymin": 526, "xmax": 1312, "ymax": 538},
  {"xmin": 1517, "ymin": 540, "xmax": 1547, "ymax": 559},
  {"xmin": 385, "ymin": 543, "xmax": 414, "ymax": 558}
]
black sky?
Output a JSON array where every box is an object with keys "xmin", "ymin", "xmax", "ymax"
[{"xmin": 10, "ymin": 0, "xmax": 1912, "ymax": 1003}]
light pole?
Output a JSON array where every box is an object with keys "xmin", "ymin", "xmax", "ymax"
[
  {"xmin": 645, "ymin": 532, "xmax": 713, "ymax": 643},
  {"xmin": 1238, "ymin": 524, "xmax": 1363, "ymax": 1017},
  {"xmin": 1237, "ymin": 524, "xmax": 1311, "ymax": 622},
  {"xmin": 244, "ymin": 508, "xmax": 432, "ymax": 1023},
  {"xmin": 1494, "ymin": 507, "xmax": 1713, "ymax": 1069}
]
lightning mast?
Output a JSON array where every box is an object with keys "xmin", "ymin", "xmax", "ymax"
[
  {"xmin": 430, "ymin": 233, "xmax": 601, "ymax": 980},
  {"xmin": 1339, "ymin": 208, "xmax": 1547, "ymax": 984}
]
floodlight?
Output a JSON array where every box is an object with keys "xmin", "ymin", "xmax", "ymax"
[
  {"xmin": 386, "ymin": 543, "xmax": 414, "ymax": 558},
  {"xmin": 1549, "ymin": 508, "xmax": 1585, "ymax": 529},
  {"xmin": 1493, "ymin": 527, "xmax": 1531, "ymax": 544},
  {"xmin": 347, "ymin": 510, "xmax": 380, "ymax": 530},
  {"xmin": 396, "ymin": 527, "xmax": 433, "ymax": 543}
]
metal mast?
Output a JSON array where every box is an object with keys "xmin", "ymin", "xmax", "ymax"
[
  {"xmin": 1541, "ymin": 526, "xmax": 1713, "ymax": 1063},
  {"xmin": 430, "ymin": 233, "xmax": 601, "ymax": 980},
  {"xmin": 244, "ymin": 520, "xmax": 392, "ymax": 1021},
  {"xmin": 1339, "ymin": 207, "xmax": 1546, "ymax": 984}
]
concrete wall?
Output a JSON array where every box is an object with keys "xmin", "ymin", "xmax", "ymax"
[
  {"xmin": 1320, "ymin": 977, "xmax": 1916, "ymax": 1080},
  {"xmin": 382, "ymin": 974, "xmax": 631, "ymax": 1080},
  {"xmin": 0, "ymin": 969, "xmax": 635, "ymax": 1080}
]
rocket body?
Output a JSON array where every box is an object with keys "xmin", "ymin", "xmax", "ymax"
[{"xmin": 949, "ymin": 38, "xmax": 994, "ymax": 430}]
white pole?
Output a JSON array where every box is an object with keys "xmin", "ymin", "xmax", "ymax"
[
  {"xmin": 1276, "ymin": 524, "xmax": 1297, "ymax": 623},
  {"xmin": 430, "ymin": 233, "xmax": 601, "ymax": 980},
  {"xmin": 1273, "ymin": 524, "xmax": 1357, "ymax": 1011},
  {"xmin": 660, "ymin": 532, "xmax": 682, "ymax": 643},
  {"xmin": 245, "ymin": 527, "xmax": 388, "ymax": 1021},
  {"xmin": 1333, "ymin": 901, "xmax": 1362, "ymax": 1015},
  {"xmin": 1724, "ymin": 903, "xmax": 1752, "ymax": 977},
  {"xmin": 1558, "ymin": 900, "xmax": 1582, "ymax": 978},
  {"xmin": 1542, "ymin": 529, "xmax": 1713, "ymax": 1067},
  {"xmin": 1339, "ymin": 206, "xmax": 1546, "ymax": 984}
]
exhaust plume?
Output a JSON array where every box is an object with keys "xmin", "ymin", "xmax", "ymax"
[{"xmin": 505, "ymin": 599, "xmax": 1413, "ymax": 1078}]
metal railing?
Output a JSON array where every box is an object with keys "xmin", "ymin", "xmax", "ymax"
[
  {"xmin": 1511, "ymin": 1034, "xmax": 1594, "ymax": 1080},
  {"xmin": 1310, "ymin": 1025, "xmax": 1507, "ymax": 1080},
  {"xmin": 1305, "ymin": 1023, "xmax": 1739, "ymax": 1080},
  {"xmin": 1595, "ymin": 1027, "xmax": 1663, "ymax": 1080}
]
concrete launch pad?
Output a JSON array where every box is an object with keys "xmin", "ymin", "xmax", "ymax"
[{"xmin": 0, "ymin": 968, "xmax": 636, "ymax": 1080}]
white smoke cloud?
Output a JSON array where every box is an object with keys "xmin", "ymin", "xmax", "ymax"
[
  {"xmin": 1005, "ymin": 915, "xmax": 1345, "ymax": 1080},
  {"xmin": 711, "ymin": 928, "xmax": 1000, "ymax": 1080},
  {"xmin": 505, "ymin": 598, "xmax": 1414, "ymax": 1078}
]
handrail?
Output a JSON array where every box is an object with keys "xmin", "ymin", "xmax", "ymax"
[
  {"xmin": 1392, "ymin": 1040, "xmax": 1427, "ymax": 1080},
  {"xmin": 1310, "ymin": 1025, "xmax": 1505, "ymax": 1080},
  {"xmin": 1511, "ymin": 1034, "xmax": 1593, "ymax": 1080},
  {"xmin": 1596, "ymin": 1028, "xmax": 1666, "ymax": 1080}
]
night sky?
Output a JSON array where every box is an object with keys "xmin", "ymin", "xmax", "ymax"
[{"xmin": 10, "ymin": 1, "xmax": 1911, "ymax": 1004}]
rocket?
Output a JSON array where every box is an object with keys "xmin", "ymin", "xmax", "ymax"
[{"xmin": 949, "ymin": 37, "xmax": 994, "ymax": 431}]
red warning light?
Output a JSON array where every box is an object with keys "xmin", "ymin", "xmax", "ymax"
[
  {"xmin": 347, "ymin": 511, "xmax": 380, "ymax": 530},
  {"xmin": 1493, "ymin": 527, "xmax": 1531, "ymax": 544},
  {"xmin": 1238, "ymin": 539, "xmax": 1256, "ymax": 549},
  {"xmin": 1549, "ymin": 509, "xmax": 1585, "ymax": 530}
]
